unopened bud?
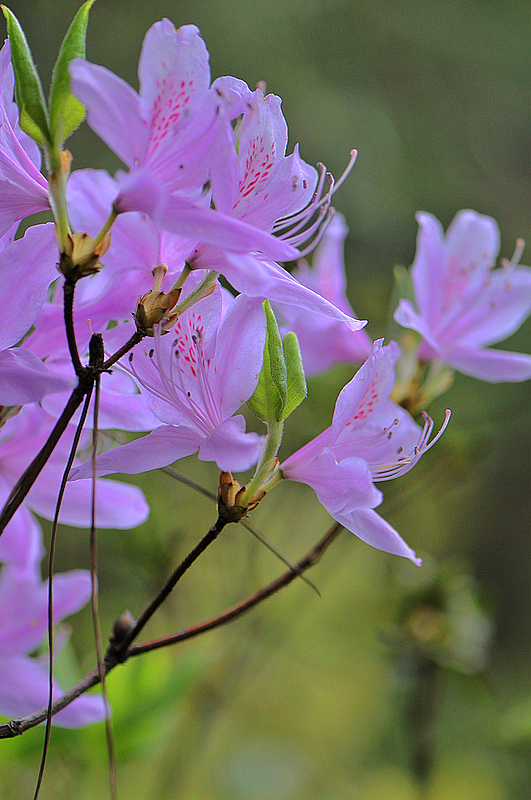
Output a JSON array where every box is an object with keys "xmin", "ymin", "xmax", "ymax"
[
  {"xmin": 217, "ymin": 471, "xmax": 265, "ymax": 523},
  {"xmin": 134, "ymin": 280, "xmax": 182, "ymax": 336},
  {"xmin": 110, "ymin": 610, "xmax": 136, "ymax": 646},
  {"xmin": 58, "ymin": 230, "xmax": 111, "ymax": 279}
]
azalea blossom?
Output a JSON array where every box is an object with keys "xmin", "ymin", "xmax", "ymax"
[
  {"xmin": 186, "ymin": 84, "xmax": 365, "ymax": 329},
  {"xmin": 394, "ymin": 210, "xmax": 531, "ymax": 382},
  {"xmin": 69, "ymin": 21, "xmax": 298, "ymax": 263},
  {"xmin": 69, "ymin": 21, "xmax": 365, "ymax": 333},
  {"xmin": 0, "ymin": 560, "xmax": 106, "ymax": 727},
  {"xmin": 281, "ymin": 340, "xmax": 450, "ymax": 563},
  {"xmin": 69, "ymin": 288, "xmax": 266, "ymax": 480}
]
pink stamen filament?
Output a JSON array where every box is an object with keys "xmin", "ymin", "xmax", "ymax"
[{"xmin": 372, "ymin": 409, "xmax": 451, "ymax": 481}]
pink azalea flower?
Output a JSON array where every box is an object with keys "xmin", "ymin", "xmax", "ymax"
[
  {"xmin": 394, "ymin": 210, "xmax": 531, "ymax": 382},
  {"xmin": 0, "ymin": 561, "xmax": 106, "ymax": 727},
  {"xmin": 281, "ymin": 340, "xmax": 450, "ymax": 563},
  {"xmin": 69, "ymin": 21, "xmax": 295, "ymax": 263},
  {"xmin": 70, "ymin": 22, "xmax": 365, "ymax": 332},
  {"xmin": 0, "ymin": 42, "xmax": 50, "ymax": 235},
  {"xmin": 274, "ymin": 213, "xmax": 373, "ymax": 375},
  {"xmin": 186, "ymin": 85, "xmax": 365, "ymax": 329},
  {"xmin": 69, "ymin": 288, "xmax": 266, "ymax": 480}
]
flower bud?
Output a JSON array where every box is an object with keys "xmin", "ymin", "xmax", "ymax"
[
  {"xmin": 217, "ymin": 471, "xmax": 265, "ymax": 524},
  {"xmin": 58, "ymin": 229, "xmax": 111, "ymax": 279},
  {"xmin": 109, "ymin": 610, "xmax": 136, "ymax": 647},
  {"xmin": 134, "ymin": 287, "xmax": 183, "ymax": 336},
  {"xmin": 133, "ymin": 264, "xmax": 183, "ymax": 336}
]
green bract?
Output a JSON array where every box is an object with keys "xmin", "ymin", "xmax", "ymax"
[
  {"xmin": 1, "ymin": 5, "xmax": 50, "ymax": 146},
  {"xmin": 2, "ymin": 1, "xmax": 94, "ymax": 150},
  {"xmin": 49, "ymin": 0, "xmax": 95, "ymax": 145},
  {"xmin": 280, "ymin": 331, "xmax": 307, "ymax": 420},
  {"xmin": 248, "ymin": 301, "xmax": 307, "ymax": 424}
]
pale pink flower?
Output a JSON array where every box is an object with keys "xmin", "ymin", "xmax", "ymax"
[{"xmin": 395, "ymin": 210, "xmax": 531, "ymax": 382}]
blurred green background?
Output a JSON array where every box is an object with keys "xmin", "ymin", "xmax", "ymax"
[{"xmin": 1, "ymin": 0, "xmax": 530, "ymax": 797}]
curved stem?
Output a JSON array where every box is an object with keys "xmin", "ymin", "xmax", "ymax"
[
  {"xmin": 34, "ymin": 388, "xmax": 93, "ymax": 800},
  {"xmin": 0, "ymin": 521, "xmax": 343, "ymax": 739},
  {"xmin": 0, "ymin": 383, "xmax": 87, "ymax": 535},
  {"xmin": 109, "ymin": 516, "xmax": 227, "ymax": 659},
  {"xmin": 63, "ymin": 276, "xmax": 83, "ymax": 376}
]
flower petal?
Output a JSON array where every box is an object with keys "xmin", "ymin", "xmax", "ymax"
[
  {"xmin": 445, "ymin": 345, "xmax": 531, "ymax": 382},
  {"xmin": 69, "ymin": 425, "xmax": 202, "ymax": 480},
  {"xmin": 0, "ymin": 348, "xmax": 75, "ymax": 406},
  {"xmin": 333, "ymin": 508, "xmax": 421, "ymax": 564},
  {"xmin": 69, "ymin": 58, "xmax": 147, "ymax": 167},
  {"xmin": 198, "ymin": 414, "xmax": 262, "ymax": 471}
]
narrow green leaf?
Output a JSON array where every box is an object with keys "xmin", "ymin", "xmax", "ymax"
[
  {"xmin": 280, "ymin": 332, "xmax": 307, "ymax": 420},
  {"xmin": 1, "ymin": 5, "xmax": 50, "ymax": 145},
  {"xmin": 48, "ymin": 0, "xmax": 96, "ymax": 144},
  {"xmin": 247, "ymin": 301, "xmax": 288, "ymax": 423}
]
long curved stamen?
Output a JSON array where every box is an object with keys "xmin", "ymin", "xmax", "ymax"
[
  {"xmin": 501, "ymin": 237, "xmax": 525, "ymax": 272},
  {"xmin": 372, "ymin": 409, "xmax": 451, "ymax": 481},
  {"xmin": 272, "ymin": 163, "xmax": 329, "ymax": 235},
  {"xmin": 271, "ymin": 150, "xmax": 358, "ymax": 257}
]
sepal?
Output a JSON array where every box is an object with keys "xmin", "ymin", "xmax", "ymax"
[
  {"xmin": 1, "ymin": 5, "xmax": 50, "ymax": 146},
  {"xmin": 48, "ymin": 0, "xmax": 95, "ymax": 145},
  {"xmin": 247, "ymin": 300, "xmax": 286, "ymax": 423}
]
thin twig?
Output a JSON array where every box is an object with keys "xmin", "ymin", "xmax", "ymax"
[
  {"xmin": 63, "ymin": 276, "xmax": 83, "ymax": 376},
  {"xmin": 0, "ymin": 521, "xmax": 343, "ymax": 738},
  {"xmin": 109, "ymin": 516, "xmax": 228, "ymax": 660},
  {"xmin": 103, "ymin": 330, "xmax": 144, "ymax": 370},
  {"xmin": 33, "ymin": 389, "xmax": 93, "ymax": 800},
  {"xmin": 90, "ymin": 371, "xmax": 117, "ymax": 800},
  {"xmin": 161, "ymin": 466, "xmax": 320, "ymax": 595},
  {"xmin": 128, "ymin": 521, "xmax": 343, "ymax": 656},
  {"xmin": 0, "ymin": 383, "xmax": 88, "ymax": 534}
]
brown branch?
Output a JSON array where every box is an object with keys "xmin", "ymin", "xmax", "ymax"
[
  {"xmin": 128, "ymin": 521, "xmax": 343, "ymax": 656},
  {"xmin": 63, "ymin": 276, "xmax": 83, "ymax": 376},
  {"xmin": 108, "ymin": 515, "xmax": 228, "ymax": 660},
  {"xmin": 103, "ymin": 330, "xmax": 144, "ymax": 370},
  {"xmin": 0, "ymin": 521, "xmax": 343, "ymax": 739}
]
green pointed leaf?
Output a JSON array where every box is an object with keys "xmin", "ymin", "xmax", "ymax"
[
  {"xmin": 1, "ymin": 5, "xmax": 50, "ymax": 145},
  {"xmin": 247, "ymin": 301, "xmax": 288, "ymax": 424},
  {"xmin": 48, "ymin": 0, "xmax": 96, "ymax": 144},
  {"xmin": 280, "ymin": 332, "xmax": 307, "ymax": 420}
]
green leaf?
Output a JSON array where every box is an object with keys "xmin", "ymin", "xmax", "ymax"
[
  {"xmin": 280, "ymin": 331, "xmax": 307, "ymax": 420},
  {"xmin": 1, "ymin": 5, "xmax": 50, "ymax": 145},
  {"xmin": 48, "ymin": 0, "xmax": 96, "ymax": 144},
  {"xmin": 247, "ymin": 301, "xmax": 288, "ymax": 423}
]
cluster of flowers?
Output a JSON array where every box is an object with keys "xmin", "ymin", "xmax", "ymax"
[{"xmin": 1, "ymin": 11, "xmax": 530, "ymax": 728}]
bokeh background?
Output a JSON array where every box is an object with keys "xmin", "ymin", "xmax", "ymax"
[{"xmin": 1, "ymin": 0, "xmax": 530, "ymax": 797}]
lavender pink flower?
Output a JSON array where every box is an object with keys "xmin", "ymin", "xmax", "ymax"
[
  {"xmin": 281, "ymin": 340, "xmax": 450, "ymax": 563},
  {"xmin": 394, "ymin": 210, "xmax": 531, "ymax": 382},
  {"xmin": 69, "ymin": 288, "xmax": 266, "ymax": 479}
]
